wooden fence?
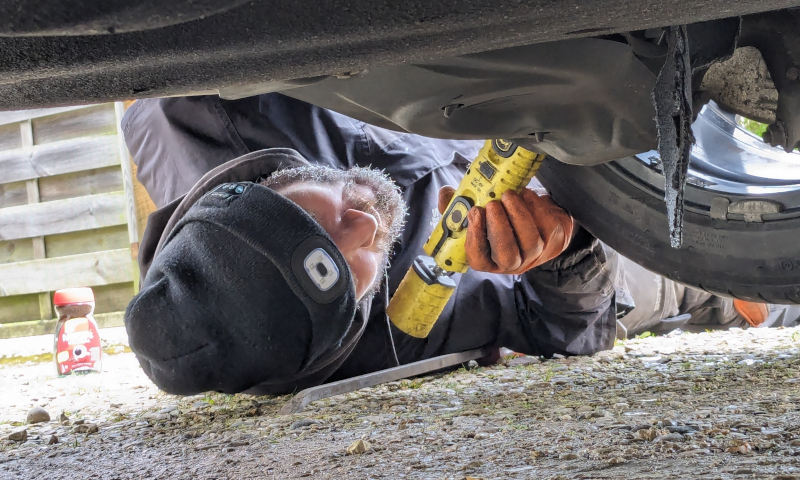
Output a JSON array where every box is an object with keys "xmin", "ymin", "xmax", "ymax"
[{"xmin": 0, "ymin": 103, "xmax": 143, "ymax": 339}]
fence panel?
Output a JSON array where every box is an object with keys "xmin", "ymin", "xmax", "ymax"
[{"xmin": 0, "ymin": 103, "xmax": 138, "ymax": 339}]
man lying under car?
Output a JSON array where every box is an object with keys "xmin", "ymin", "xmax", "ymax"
[{"xmin": 122, "ymin": 93, "xmax": 794, "ymax": 395}]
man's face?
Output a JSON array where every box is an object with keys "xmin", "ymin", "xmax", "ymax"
[{"xmin": 261, "ymin": 166, "xmax": 406, "ymax": 301}]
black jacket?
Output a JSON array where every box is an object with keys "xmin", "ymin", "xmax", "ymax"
[{"xmin": 122, "ymin": 93, "xmax": 617, "ymax": 381}]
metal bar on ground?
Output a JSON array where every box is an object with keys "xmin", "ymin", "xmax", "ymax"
[{"xmin": 279, "ymin": 348, "xmax": 489, "ymax": 415}]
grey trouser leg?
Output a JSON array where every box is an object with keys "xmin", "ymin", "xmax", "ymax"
[{"xmin": 605, "ymin": 245, "xmax": 747, "ymax": 337}]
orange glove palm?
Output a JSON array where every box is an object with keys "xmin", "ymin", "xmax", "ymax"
[{"xmin": 438, "ymin": 186, "xmax": 575, "ymax": 275}]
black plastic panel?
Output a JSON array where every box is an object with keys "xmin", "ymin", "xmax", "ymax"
[
  {"xmin": 1, "ymin": 0, "xmax": 799, "ymax": 110},
  {"xmin": 280, "ymin": 39, "xmax": 658, "ymax": 165}
]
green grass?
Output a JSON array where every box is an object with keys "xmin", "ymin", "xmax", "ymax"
[
  {"xmin": 737, "ymin": 117, "xmax": 769, "ymax": 137},
  {"xmin": 737, "ymin": 115, "xmax": 800, "ymax": 151},
  {"xmin": 0, "ymin": 352, "xmax": 53, "ymax": 366},
  {"xmin": 0, "ymin": 345, "xmax": 131, "ymax": 367},
  {"xmin": 399, "ymin": 379, "xmax": 423, "ymax": 389}
]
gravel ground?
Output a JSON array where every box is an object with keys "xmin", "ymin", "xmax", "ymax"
[{"xmin": 1, "ymin": 326, "xmax": 800, "ymax": 479}]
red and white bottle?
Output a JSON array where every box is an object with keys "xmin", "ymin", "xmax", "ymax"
[{"xmin": 53, "ymin": 287, "xmax": 102, "ymax": 375}]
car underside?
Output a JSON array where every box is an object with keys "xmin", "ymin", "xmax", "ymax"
[{"xmin": 3, "ymin": 1, "xmax": 800, "ymax": 301}]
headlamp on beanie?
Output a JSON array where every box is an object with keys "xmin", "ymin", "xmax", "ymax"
[{"xmin": 125, "ymin": 180, "xmax": 358, "ymax": 395}]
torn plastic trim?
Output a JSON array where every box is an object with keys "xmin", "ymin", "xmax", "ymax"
[{"xmin": 651, "ymin": 25, "xmax": 695, "ymax": 248}]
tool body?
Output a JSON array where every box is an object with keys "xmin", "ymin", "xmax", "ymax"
[{"xmin": 387, "ymin": 139, "xmax": 546, "ymax": 338}]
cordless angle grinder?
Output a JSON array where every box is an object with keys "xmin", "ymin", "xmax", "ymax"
[{"xmin": 386, "ymin": 139, "xmax": 547, "ymax": 338}]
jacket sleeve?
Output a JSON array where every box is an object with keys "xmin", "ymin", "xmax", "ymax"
[
  {"xmin": 422, "ymin": 227, "xmax": 617, "ymax": 358},
  {"xmin": 122, "ymin": 94, "xmax": 371, "ymax": 208},
  {"xmin": 122, "ymin": 96, "xmax": 252, "ymax": 208},
  {"xmin": 509, "ymin": 227, "xmax": 617, "ymax": 355}
]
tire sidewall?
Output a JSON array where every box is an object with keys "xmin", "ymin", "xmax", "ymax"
[{"xmin": 537, "ymin": 157, "xmax": 800, "ymax": 303}]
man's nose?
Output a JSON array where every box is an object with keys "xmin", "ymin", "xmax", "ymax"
[{"xmin": 337, "ymin": 208, "xmax": 379, "ymax": 252}]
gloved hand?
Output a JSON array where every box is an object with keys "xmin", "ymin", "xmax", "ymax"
[{"xmin": 438, "ymin": 186, "xmax": 575, "ymax": 274}]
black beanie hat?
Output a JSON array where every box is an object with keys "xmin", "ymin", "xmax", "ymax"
[{"xmin": 125, "ymin": 150, "xmax": 360, "ymax": 395}]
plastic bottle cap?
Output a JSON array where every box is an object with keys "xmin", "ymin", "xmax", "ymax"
[{"xmin": 53, "ymin": 287, "xmax": 95, "ymax": 306}]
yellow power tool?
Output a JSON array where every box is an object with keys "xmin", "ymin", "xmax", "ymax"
[{"xmin": 386, "ymin": 139, "xmax": 547, "ymax": 338}]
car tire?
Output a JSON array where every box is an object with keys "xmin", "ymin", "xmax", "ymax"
[{"xmin": 537, "ymin": 155, "xmax": 800, "ymax": 304}]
